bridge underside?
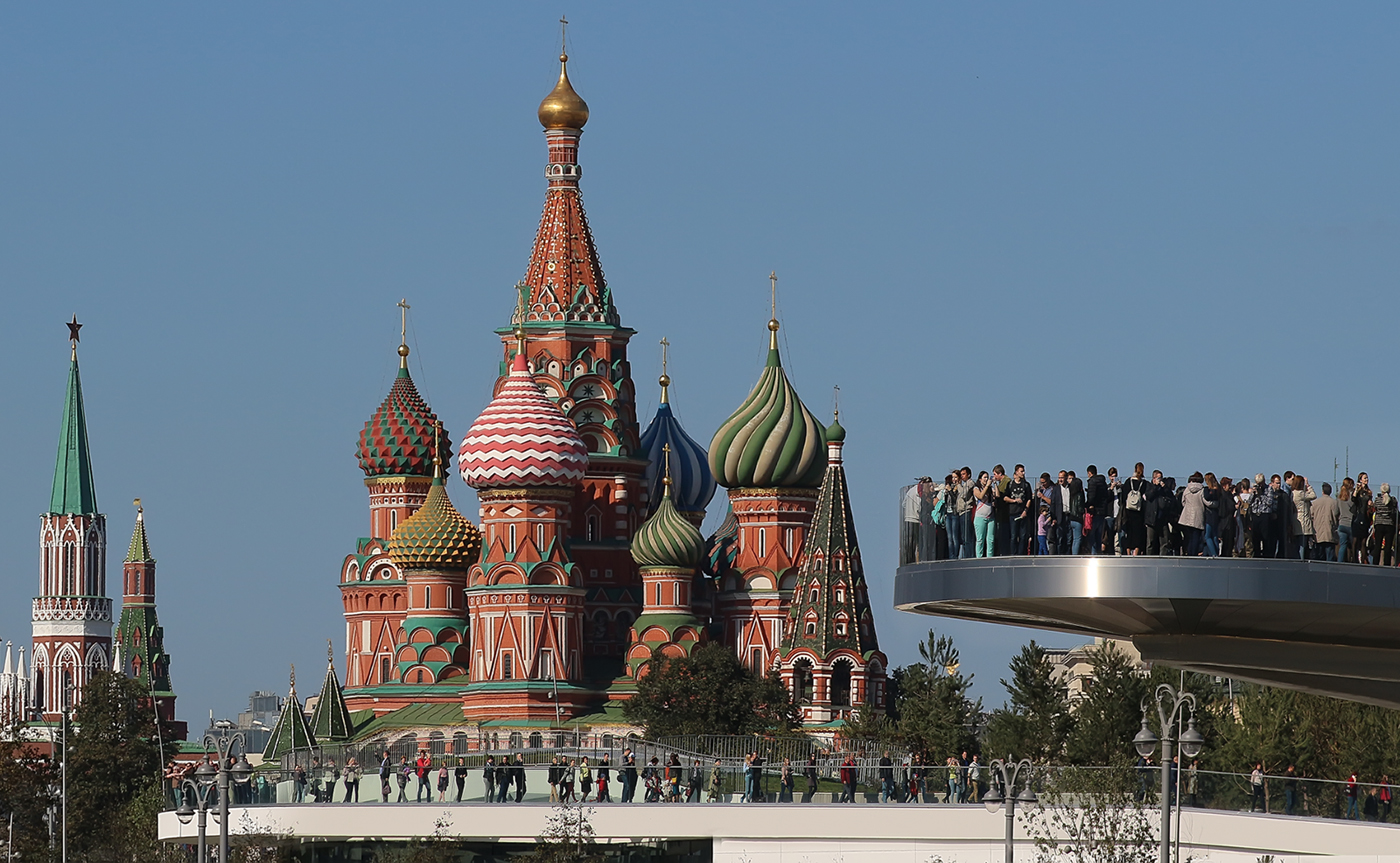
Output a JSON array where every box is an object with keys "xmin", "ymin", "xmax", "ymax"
[{"xmin": 893, "ymin": 557, "xmax": 1400, "ymax": 709}]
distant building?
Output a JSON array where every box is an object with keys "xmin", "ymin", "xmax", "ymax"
[
  {"xmin": 1044, "ymin": 638, "xmax": 1147, "ymax": 704},
  {"xmin": 210, "ymin": 690, "xmax": 284, "ymax": 756}
]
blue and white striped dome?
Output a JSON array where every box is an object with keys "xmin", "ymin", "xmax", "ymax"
[{"xmin": 640, "ymin": 400, "xmax": 715, "ymax": 517}]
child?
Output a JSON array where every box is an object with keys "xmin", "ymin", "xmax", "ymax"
[{"xmin": 1037, "ymin": 504, "xmax": 1051, "ymax": 555}]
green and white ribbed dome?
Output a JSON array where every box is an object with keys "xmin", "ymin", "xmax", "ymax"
[
  {"xmin": 632, "ymin": 488, "xmax": 704, "ymax": 570},
  {"xmin": 708, "ymin": 321, "xmax": 826, "ymax": 489}
]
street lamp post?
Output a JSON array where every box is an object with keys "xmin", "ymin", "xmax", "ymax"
[
  {"xmin": 1134, "ymin": 684, "xmax": 1205, "ymax": 863},
  {"xmin": 982, "ymin": 758, "xmax": 1037, "ymax": 863},
  {"xmin": 175, "ymin": 733, "xmax": 253, "ymax": 863},
  {"xmin": 174, "ymin": 759, "xmax": 218, "ymax": 863}
]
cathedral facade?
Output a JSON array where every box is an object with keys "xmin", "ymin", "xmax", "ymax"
[{"xmin": 334, "ymin": 47, "xmax": 885, "ymax": 740}]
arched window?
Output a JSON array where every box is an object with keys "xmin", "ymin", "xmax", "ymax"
[
  {"xmin": 809, "ymin": 587, "xmax": 819, "ymax": 604},
  {"xmin": 792, "ymin": 659, "xmax": 814, "ymax": 704},
  {"xmin": 758, "ymin": 529, "xmax": 768, "ymax": 557},
  {"xmin": 501, "ymin": 653, "xmax": 514, "ymax": 680},
  {"xmin": 528, "ymin": 732, "xmax": 542, "ymax": 749},
  {"xmin": 391, "ymin": 510, "xmax": 399, "ymax": 531},
  {"xmin": 805, "ymin": 621, "xmax": 816, "ymax": 636},
  {"xmin": 508, "ymin": 524, "xmax": 517, "ymax": 553},
  {"xmin": 831, "ymin": 660, "xmax": 853, "ymax": 707},
  {"xmin": 587, "ymin": 514, "xmax": 600, "ymax": 542}
]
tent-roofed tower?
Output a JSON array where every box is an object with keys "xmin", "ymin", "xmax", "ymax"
[
  {"xmin": 309, "ymin": 643, "xmax": 355, "ymax": 742},
  {"xmin": 778, "ymin": 414, "xmax": 887, "ymax": 727},
  {"xmin": 262, "ymin": 666, "xmax": 315, "ymax": 761},
  {"xmin": 708, "ymin": 300, "xmax": 826, "ymax": 677},
  {"xmin": 490, "ymin": 39, "xmax": 649, "ymax": 671},
  {"xmin": 114, "ymin": 501, "xmax": 187, "ymax": 739},
  {"xmin": 33, "ymin": 317, "xmax": 113, "ymax": 722}
]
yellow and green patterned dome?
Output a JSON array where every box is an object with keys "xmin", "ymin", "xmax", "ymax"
[
  {"xmin": 388, "ymin": 474, "xmax": 481, "ymax": 571},
  {"xmin": 632, "ymin": 485, "xmax": 704, "ymax": 570},
  {"xmin": 709, "ymin": 320, "xmax": 826, "ymax": 489}
]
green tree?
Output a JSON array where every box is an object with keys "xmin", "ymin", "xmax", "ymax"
[
  {"xmin": 622, "ymin": 643, "xmax": 797, "ymax": 737},
  {"xmin": 1066, "ymin": 641, "xmax": 1149, "ymax": 767},
  {"xmin": 984, "ymin": 641, "xmax": 1075, "ymax": 763},
  {"xmin": 67, "ymin": 670, "xmax": 174, "ymax": 860},
  {"xmin": 891, "ymin": 629, "xmax": 980, "ymax": 765},
  {"xmin": 0, "ymin": 736, "xmax": 57, "ymax": 861}
]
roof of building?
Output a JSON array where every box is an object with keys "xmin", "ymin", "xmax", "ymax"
[
  {"xmin": 50, "ymin": 355, "xmax": 98, "ymax": 516},
  {"xmin": 458, "ymin": 352, "xmax": 589, "ymax": 489},
  {"xmin": 632, "ymin": 483, "xmax": 704, "ymax": 571},
  {"xmin": 357, "ymin": 347, "xmax": 449, "ymax": 480},
  {"xmin": 387, "ymin": 471, "xmax": 481, "ymax": 571},
  {"xmin": 709, "ymin": 320, "xmax": 825, "ymax": 490},
  {"xmin": 262, "ymin": 669, "xmax": 315, "ymax": 760},
  {"xmin": 126, "ymin": 506, "xmax": 153, "ymax": 563},
  {"xmin": 309, "ymin": 651, "xmax": 355, "ymax": 742},
  {"xmin": 639, "ymin": 374, "xmax": 715, "ymax": 516}
]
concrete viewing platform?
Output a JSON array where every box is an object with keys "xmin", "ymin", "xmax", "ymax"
[
  {"xmin": 894, "ymin": 556, "xmax": 1400, "ymax": 708},
  {"xmin": 158, "ymin": 802, "xmax": 1400, "ymax": 862}
]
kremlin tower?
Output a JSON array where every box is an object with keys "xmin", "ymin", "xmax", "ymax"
[
  {"xmin": 777, "ymin": 414, "xmax": 888, "ymax": 724},
  {"xmin": 708, "ymin": 314, "xmax": 827, "ymax": 677},
  {"xmin": 33, "ymin": 320, "xmax": 113, "ymax": 722},
  {"xmin": 114, "ymin": 501, "xmax": 186, "ymax": 738}
]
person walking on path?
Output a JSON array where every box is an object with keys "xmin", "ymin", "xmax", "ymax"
[
  {"xmin": 579, "ymin": 757, "xmax": 593, "ymax": 802},
  {"xmin": 415, "ymin": 751, "xmax": 432, "ymax": 802},
  {"xmin": 597, "ymin": 755, "xmax": 612, "ymax": 803},
  {"xmin": 1346, "ymin": 771, "xmax": 1360, "ymax": 819},
  {"xmin": 1250, "ymin": 763, "xmax": 1266, "ymax": 812},
  {"xmin": 839, "ymin": 754, "xmax": 857, "ymax": 803},
  {"xmin": 397, "ymin": 757, "xmax": 411, "ymax": 803},
  {"xmin": 483, "ymin": 756, "xmax": 496, "ymax": 803},
  {"xmin": 622, "ymin": 749, "xmax": 638, "ymax": 803},
  {"xmin": 548, "ymin": 755, "xmax": 561, "ymax": 802},
  {"xmin": 879, "ymin": 751, "xmax": 895, "ymax": 802},
  {"xmin": 688, "ymin": 759, "xmax": 704, "ymax": 803},
  {"xmin": 1283, "ymin": 764, "xmax": 1298, "ymax": 815},
  {"xmin": 437, "ymin": 761, "xmax": 450, "ymax": 802},
  {"xmin": 513, "ymin": 754, "xmax": 527, "ymax": 803}
]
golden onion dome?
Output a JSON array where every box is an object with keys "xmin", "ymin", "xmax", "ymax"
[
  {"xmin": 387, "ymin": 475, "xmax": 481, "ymax": 571},
  {"xmin": 538, "ymin": 54, "xmax": 589, "ymax": 130}
]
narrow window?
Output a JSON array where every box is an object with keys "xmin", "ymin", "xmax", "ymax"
[
  {"xmin": 381, "ymin": 656, "xmax": 391, "ymax": 683},
  {"xmin": 416, "ymin": 668, "xmax": 424, "ymax": 684},
  {"xmin": 805, "ymin": 621, "xmax": 817, "ymax": 636},
  {"xmin": 425, "ymin": 585, "xmax": 432, "ymax": 609},
  {"xmin": 758, "ymin": 529, "xmax": 767, "ymax": 557},
  {"xmin": 536, "ymin": 524, "xmax": 545, "ymax": 548},
  {"xmin": 750, "ymin": 648, "xmax": 763, "ymax": 673},
  {"xmin": 810, "ymin": 588, "xmax": 819, "ymax": 604},
  {"xmin": 587, "ymin": 515, "xmax": 599, "ymax": 542},
  {"xmin": 785, "ymin": 528, "xmax": 794, "ymax": 556},
  {"xmin": 509, "ymin": 524, "xmax": 517, "ymax": 553},
  {"xmin": 502, "ymin": 653, "xmax": 514, "ymax": 680},
  {"xmin": 391, "ymin": 510, "xmax": 398, "ymax": 531}
]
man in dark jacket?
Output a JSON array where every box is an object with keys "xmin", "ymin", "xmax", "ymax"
[
  {"xmin": 1145, "ymin": 471, "xmax": 1171, "ymax": 555},
  {"xmin": 513, "ymin": 754, "xmax": 527, "ymax": 803},
  {"xmin": 1050, "ymin": 471, "xmax": 1082, "ymax": 555},
  {"xmin": 1085, "ymin": 466, "xmax": 1112, "ymax": 555}
]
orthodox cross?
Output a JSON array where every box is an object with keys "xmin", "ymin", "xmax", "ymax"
[
  {"xmin": 768, "ymin": 271, "xmax": 778, "ymax": 319},
  {"xmin": 660, "ymin": 337, "xmax": 669, "ymax": 377},
  {"xmin": 397, "ymin": 298, "xmax": 410, "ymax": 345},
  {"xmin": 833, "ymin": 385, "xmax": 840, "ymax": 422},
  {"xmin": 663, "ymin": 442, "xmax": 672, "ymax": 487},
  {"xmin": 327, "ymin": 639, "xmax": 334, "ymax": 665},
  {"xmin": 560, "ymin": 15, "xmax": 569, "ymax": 54},
  {"xmin": 290, "ymin": 664, "xmax": 296, "ymax": 695}
]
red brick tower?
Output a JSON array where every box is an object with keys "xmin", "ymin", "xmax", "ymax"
[
  {"xmin": 489, "ymin": 49, "xmax": 649, "ymax": 671},
  {"xmin": 341, "ymin": 329, "xmax": 449, "ymax": 700},
  {"xmin": 33, "ymin": 320, "xmax": 113, "ymax": 721},
  {"xmin": 708, "ymin": 314, "xmax": 827, "ymax": 676}
]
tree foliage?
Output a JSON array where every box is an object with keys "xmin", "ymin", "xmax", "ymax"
[
  {"xmin": 845, "ymin": 629, "xmax": 979, "ymax": 763},
  {"xmin": 1023, "ymin": 765, "xmax": 1158, "ymax": 863},
  {"xmin": 622, "ymin": 643, "xmax": 797, "ymax": 737},
  {"xmin": 984, "ymin": 641, "xmax": 1075, "ymax": 763},
  {"xmin": 1065, "ymin": 642, "xmax": 1150, "ymax": 767}
]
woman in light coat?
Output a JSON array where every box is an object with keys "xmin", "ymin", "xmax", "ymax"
[
  {"xmin": 1289, "ymin": 476, "xmax": 1316, "ymax": 560},
  {"xmin": 1178, "ymin": 472, "xmax": 1207, "ymax": 556}
]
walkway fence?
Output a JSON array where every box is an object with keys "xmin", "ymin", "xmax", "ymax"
[{"xmin": 171, "ymin": 735, "xmax": 1399, "ymax": 826}]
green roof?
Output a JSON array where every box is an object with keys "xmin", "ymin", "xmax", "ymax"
[
  {"xmin": 262, "ymin": 677, "xmax": 315, "ymax": 760},
  {"xmin": 351, "ymin": 702, "xmax": 466, "ymax": 739},
  {"xmin": 126, "ymin": 510, "xmax": 153, "ymax": 563},
  {"xmin": 50, "ymin": 356, "xmax": 98, "ymax": 516},
  {"xmin": 309, "ymin": 657, "xmax": 354, "ymax": 742}
]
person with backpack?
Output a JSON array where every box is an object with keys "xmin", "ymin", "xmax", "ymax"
[{"xmin": 1120, "ymin": 464, "xmax": 1150, "ymax": 555}]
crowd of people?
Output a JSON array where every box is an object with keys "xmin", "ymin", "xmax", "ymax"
[{"xmin": 902, "ymin": 464, "xmax": 1400, "ymax": 564}]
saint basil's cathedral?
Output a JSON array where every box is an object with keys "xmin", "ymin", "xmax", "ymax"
[{"xmin": 328, "ymin": 47, "xmax": 887, "ymax": 742}]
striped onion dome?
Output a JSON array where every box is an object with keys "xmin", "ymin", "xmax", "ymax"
[
  {"xmin": 708, "ymin": 321, "xmax": 826, "ymax": 489},
  {"xmin": 459, "ymin": 352, "xmax": 589, "ymax": 489},
  {"xmin": 388, "ymin": 472, "xmax": 482, "ymax": 570},
  {"xmin": 357, "ymin": 349, "xmax": 449, "ymax": 478},
  {"xmin": 704, "ymin": 502, "xmax": 740, "ymax": 579},
  {"xmin": 632, "ymin": 484, "xmax": 704, "ymax": 570},
  {"xmin": 639, "ymin": 382, "xmax": 715, "ymax": 516}
]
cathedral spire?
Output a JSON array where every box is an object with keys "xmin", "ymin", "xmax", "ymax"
[
  {"xmin": 262, "ymin": 665, "xmax": 315, "ymax": 760},
  {"xmin": 51, "ymin": 318, "xmax": 97, "ymax": 516}
]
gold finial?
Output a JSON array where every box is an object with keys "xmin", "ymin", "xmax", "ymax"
[
  {"xmin": 328, "ymin": 639, "xmax": 334, "ymax": 666},
  {"xmin": 397, "ymin": 299, "xmax": 411, "ymax": 367},
  {"xmin": 662, "ymin": 443, "xmax": 673, "ymax": 492},
  {"xmin": 290, "ymin": 664, "xmax": 296, "ymax": 695},
  {"xmin": 767, "ymin": 272, "xmax": 780, "ymax": 349},
  {"xmin": 512, "ymin": 282, "xmax": 529, "ymax": 356},
  {"xmin": 134, "ymin": 498, "xmax": 143, "ymax": 520},
  {"xmin": 560, "ymin": 15, "xmax": 569, "ymax": 60},
  {"xmin": 833, "ymin": 385, "xmax": 840, "ymax": 422},
  {"xmin": 658, "ymin": 337, "xmax": 671, "ymax": 404},
  {"xmin": 538, "ymin": 20, "xmax": 589, "ymax": 130},
  {"xmin": 432, "ymin": 420, "xmax": 444, "ymax": 479}
]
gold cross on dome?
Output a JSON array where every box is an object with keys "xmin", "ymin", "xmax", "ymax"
[
  {"xmin": 769, "ymin": 271, "xmax": 777, "ymax": 319},
  {"xmin": 560, "ymin": 16, "xmax": 569, "ymax": 55},
  {"xmin": 659, "ymin": 337, "xmax": 669, "ymax": 376},
  {"xmin": 833, "ymin": 384, "xmax": 841, "ymax": 421},
  {"xmin": 663, "ymin": 442, "xmax": 672, "ymax": 486},
  {"xmin": 397, "ymin": 298, "xmax": 410, "ymax": 344}
]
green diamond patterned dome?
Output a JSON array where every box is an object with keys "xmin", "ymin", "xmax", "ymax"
[
  {"xmin": 357, "ymin": 360, "xmax": 449, "ymax": 479},
  {"xmin": 387, "ymin": 475, "xmax": 481, "ymax": 570},
  {"xmin": 709, "ymin": 321, "xmax": 826, "ymax": 489},
  {"xmin": 632, "ymin": 487, "xmax": 704, "ymax": 570}
]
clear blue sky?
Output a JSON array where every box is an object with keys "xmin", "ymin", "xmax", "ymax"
[{"xmin": 3, "ymin": 4, "xmax": 1399, "ymax": 724}]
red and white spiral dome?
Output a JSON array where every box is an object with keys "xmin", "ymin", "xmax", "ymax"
[{"xmin": 458, "ymin": 353, "xmax": 589, "ymax": 489}]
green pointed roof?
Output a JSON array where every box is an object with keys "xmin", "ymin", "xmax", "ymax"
[
  {"xmin": 309, "ymin": 649, "xmax": 354, "ymax": 742},
  {"xmin": 709, "ymin": 320, "xmax": 826, "ymax": 490},
  {"xmin": 50, "ymin": 355, "xmax": 98, "ymax": 516},
  {"xmin": 262, "ymin": 668, "xmax": 315, "ymax": 761},
  {"xmin": 126, "ymin": 507, "xmax": 153, "ymax": 563}
]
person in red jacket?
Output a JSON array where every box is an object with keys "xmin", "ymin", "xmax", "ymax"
[
  {"xmin": 839, "ymin": 754, "xmax": 857, "ymax": 804},
  {"xmin": 415, "ymin": 751, "xmax": 432, "ymax": 802}
]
